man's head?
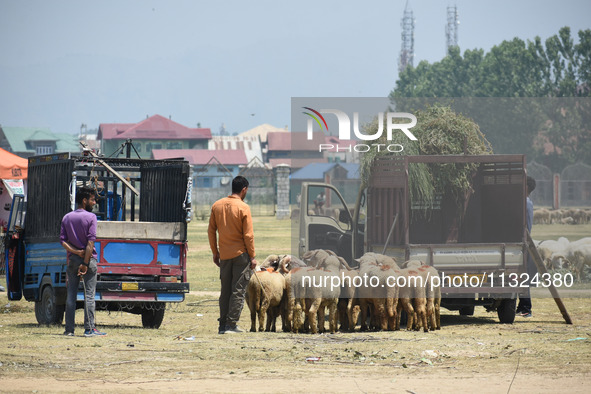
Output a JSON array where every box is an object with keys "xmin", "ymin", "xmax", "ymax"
[
  {"xmin": 526, "ymin": 176, "xmax": 536, "ymax": 196},
  {"xmin": 76, "ymin": 186, "xmax": 97, "ymax": 212},
  {"xmin": 232, "ymin": 176, "xmax": 249, "ymax": 200}
]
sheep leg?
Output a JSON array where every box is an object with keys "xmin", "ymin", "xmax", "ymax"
[
  {"xmin": 359, "ymin": 299, "xmax": 369, "ymax": 331},
  {"xmin": 317, "ymin": 303, "xmax": 326, "ymax": 333},
  {"xmin": 247, "ymin": 292, "xmax": 257, "ymax": 332},
  {"xmin": 308, "ymin": 298, "xmax": 322, "ymax": 334},
  {"xmin": 375, "ymin": 300, "xmax": 387, "ymax": 331},
  {"xmin": 328, "ymin": 300, "xmax": 338, "ymax": 334}
]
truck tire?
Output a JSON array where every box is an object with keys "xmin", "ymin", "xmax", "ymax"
[
  {"xmin": 35, "ymin": 285, "xmax": 62, "ymax": 325},
  {"xmin": 497, "ymin": 298, "xmax": 516, "ymax": 324},
  {"xmin": 459, "ymin": 306, "xmax": 475, "ymax": 316},
  {"xmin": 141, "ymin": 304, "xmax": 165, "ymax": 329}
]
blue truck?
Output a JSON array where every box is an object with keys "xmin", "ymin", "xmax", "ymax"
[{"xmin": 4, "ymin": 151, "xmax": 192, "ymax": 328}]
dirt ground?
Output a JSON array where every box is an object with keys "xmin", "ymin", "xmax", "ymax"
[{"xmin": 1, "ymin": 292, "xmax": 590, "ymax": 393}]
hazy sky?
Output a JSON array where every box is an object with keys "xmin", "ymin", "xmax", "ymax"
[{"xmin": 0, "ymin": 0, "xmax": 589, "ymax": 135}]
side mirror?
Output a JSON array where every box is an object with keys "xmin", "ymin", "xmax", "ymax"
[{"xmin": 339, "ymin": 209, "xmax": 351, "ymax": 226}]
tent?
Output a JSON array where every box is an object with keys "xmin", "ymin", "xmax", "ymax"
[
  {"xmin": 0, "ymin": 148, "xmax": 27, "ymax": 179},
  {"xmin": 0, "ymin": 148, "xmax": 27, "ymax": 229}
]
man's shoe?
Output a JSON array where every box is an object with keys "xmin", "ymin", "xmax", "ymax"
[
  {"xmin": 223, "ymin": 325, "xmax": 245, "ymax": 334},
  {"xmin": 84, "ymin": 328, "xmax": 107, "ymax": 337},
  {"xmin": 63, "ymin": 331, "xmax": 74, "ymax": 337},
  {"xmin": 218, "ymin": 327, "xmax": 226, "ymax": 334},
  {"xmin": 522, "ymin": 312, "xmax": 532, "ymax": 318}
]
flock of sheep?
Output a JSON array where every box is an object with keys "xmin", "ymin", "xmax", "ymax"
[
  {"xmin": 536, "ymin": 237, "xmax": 591, "ymax": 282},
  {"xmin": 245, "ymin": 250, "xmax": 441, "ymax": 335},
  {"xmin": 533, "ymin": 208, "xmax": 591, "ymax": 225}
]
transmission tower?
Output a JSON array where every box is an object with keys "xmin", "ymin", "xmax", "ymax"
[
  {"xmin": 445, "ymin": 5, "xmax": 459, "ymax": 54},
  {"xmin": 398, "ymin": 1, "xmax": 414, "ymax": 74}
]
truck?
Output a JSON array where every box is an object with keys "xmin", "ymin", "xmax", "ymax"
[
  {"xmin": 298, "ymin": 154, "xmax": 528, "ymax": 324},
  {"xmin": 4, "ymin": 150, "xmax": 192, "ymax": 328}
]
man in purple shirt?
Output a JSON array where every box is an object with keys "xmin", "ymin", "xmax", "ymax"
[{"xmin": 60, "ymin": 186, "xmax": 106, "ymax": 337}]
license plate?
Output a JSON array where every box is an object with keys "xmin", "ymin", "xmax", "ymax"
[{"xmin": 122, "ymin": 282, "xmax": 139, "ymax": 291}]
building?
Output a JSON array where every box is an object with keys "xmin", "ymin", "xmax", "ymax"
[
  {"xmin": 98, "ymin": 114, "xmax": 211, "ymax": 158},
  {"xmin": 266, "ymin": 131, "xmax": 326, "ymax": 170},
  {"xmin": 208, "ymin": 135, "xmax": 263, "ymax": 163},
  {"xmin": 266, "ymin": 131, "xmax": 357, "ymax": 169},
  {"xmin": 290, "ymin": 162, "xmax": 360, "ymax": 204},
  {"xmin": 152, "ymin": 149, "xmax": 248, "ymax": 188},
  {"xmin": 0, "ymin": 126, "xmax": 79, "ymax": 158}
]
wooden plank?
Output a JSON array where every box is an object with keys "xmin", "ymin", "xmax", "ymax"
[
  {"xmin": 80, "ymin": 142, "xmax": 139, "ymax": 196},
  {"xmin": 526, "ymin": 231, "xmax": 573, "ymax": 325}
]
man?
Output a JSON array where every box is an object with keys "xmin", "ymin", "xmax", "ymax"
[
  {"xmin": 60, "ymin": 186, "xmax": 106, "ymax": 337},
  {"xmin": 208, "ymin": 176, "xmax": 257, "ymax": 334},
  {"xmin": 516, "ymin": 176, "xmax": 536, "ymax": 318}
]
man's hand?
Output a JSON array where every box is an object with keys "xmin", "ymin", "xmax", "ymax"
[
  {"xmin": 77, "ymin": 264, "xmax": 88, "ymax": 276},
  {"xmin": 213, "ymin": 253, "xmax": 220, "ymax": 267},
  {"xmin": 76, "ymin": 249, "xmax": 85, "ymax": 258},
  {"xmin": 250, "ymin": 258, "xmax": 257, "ymax": 270}
]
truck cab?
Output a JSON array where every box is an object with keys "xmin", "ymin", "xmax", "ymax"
[{"xmin": 299, "ymin": 154, "xmax": 529, "ymax": 324}]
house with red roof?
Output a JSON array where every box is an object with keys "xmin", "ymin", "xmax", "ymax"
[
  {"xmin": 152, "ymin": 149, "xmax": 249, "ymax": 188},
  {"xmin": 266, "ymin": 131, "xmax": 357, "ymax": 170},
  {"xmin": 98, "ymin": 114, "xmax": 211, "ymax": 158}
]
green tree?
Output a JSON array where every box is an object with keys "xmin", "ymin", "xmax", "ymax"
[{"xmin": 390, "ymin": 27, "xmax": 591, "ymax": 170}]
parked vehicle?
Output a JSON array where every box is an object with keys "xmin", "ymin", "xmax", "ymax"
[
  {"xmin": 4, "ymin": 150, "xmax": 192, "ymax": 328},
  {"xmin": 299, "ymin": 154, "xmax": 528, "ymax": 323}
]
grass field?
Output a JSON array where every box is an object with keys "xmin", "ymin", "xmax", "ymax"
[{"xmin": 0, "ymin": 219, "xmax": 590, "ymax": 392}]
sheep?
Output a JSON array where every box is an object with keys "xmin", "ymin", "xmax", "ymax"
[
  {"xmin": 292, "ymin": 255, "xmax": 344, "ymax": 334},
  {"xmin": 533, "ymin": 208, "xmax": 551, "ymax": 224},
  {"xmin": 550, "ymin": 209, "xmax": 563, "ymax": 224},
  {"xmin": 569, "ymin": 240, "xmax": 591, "ymax": 282},
  {"xmin": 354, "ymin": 253, "xmax": 399, "ymax": 331},
  {"xmin": 401, "ymin": 260, "xmax": 441, "ymax": 331},
  {"xmin": 245, "ymin": 269, "xmax": 286, "ymax": 332},
  {"xmin": 337, "ymin": 268, "xmax": 360, "ymax": 332},
  {"xmin": 259, "ymin": 254, "xmax": 286, "ymax": 271},
  {"xmin": 538, "ymin": 247, "xmax": 553, "ymax": 270}
]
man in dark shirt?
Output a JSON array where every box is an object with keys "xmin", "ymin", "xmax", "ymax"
[{"xmin": 60, "ymin": 186, "xmax": 106, "ymax": 337}]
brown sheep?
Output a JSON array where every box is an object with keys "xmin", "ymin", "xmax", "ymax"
[
  {"xmin": 355, "ymin": 253, "xmax": 398, "ymax": 331},
  {"xmin": 402, "ymin": 260, "xmax": 441, "ymax": 331},
  {"xmin": 395, "ymin": 266, "xmax": 426, "ymax": 332},
  {"xmin": 337, "ymin": 267, "xmax": 361, "ymax": 332}
]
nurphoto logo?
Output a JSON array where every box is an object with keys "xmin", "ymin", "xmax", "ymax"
[{"xmin": 302, "ymin": 107, "xmax": 417, "ymax": 153}]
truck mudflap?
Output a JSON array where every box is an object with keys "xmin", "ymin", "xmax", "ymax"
[{"xmin": 76, "ymin": 281, "xmax": 189, "ymax": 302}]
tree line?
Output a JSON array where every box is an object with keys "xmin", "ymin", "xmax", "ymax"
[{"xmin": 389, "ymin": 27, "xmax": 591, "ymax": 172}]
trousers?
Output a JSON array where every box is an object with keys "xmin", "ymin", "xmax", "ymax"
[
  {"xmin": 218, "ymin": 253, "xmax": 251, "ymax": 329},
  {"xmin": 65, "ymin": 255, "xmax": 98, "ymax": 332}
]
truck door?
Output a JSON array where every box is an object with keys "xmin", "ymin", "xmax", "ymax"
[{"xmin": 299, "ymin": 183, "xmax": 353, "ymax": 262}]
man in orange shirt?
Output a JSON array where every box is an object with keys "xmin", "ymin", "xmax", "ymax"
[{"xmin": 208, "ymin": 176, "xmax": 258, "ymax": 334}]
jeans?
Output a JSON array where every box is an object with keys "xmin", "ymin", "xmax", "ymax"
[
  {"xmin": 218, "ymin": 253, "xmax": 252, "ymax": 329},
  {"xmin": 65, "ymin": 255, "xmax": 97, "ymax": 332}
]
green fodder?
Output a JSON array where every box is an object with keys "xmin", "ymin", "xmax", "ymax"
[{"xmin": 360, "ymin": 105, "xmax": 493, "ymax": 217}]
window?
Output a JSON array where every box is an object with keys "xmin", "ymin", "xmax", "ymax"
[
  {"xmin": 166, "ymin": 142, "xmax": 182, "ymax": 149},
  {"xmin": 36, "ymin": 145, "xmax": 53, "ymax": 155}
]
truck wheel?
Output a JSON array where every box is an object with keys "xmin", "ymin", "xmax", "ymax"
[
  {"xmin": 497, "ymin": 298, "xmax": 516, "ymax": 324},
  {"xmin": 141, "ymin": 304, "xmax": 165, "ymax": 329},
  {"xmin": 459, "ymin": 306, "xmax": 475, "ymax": 316},
  {"xmin": 35, "ymin": 285, "xmax": 61, "ymax": 325}
]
